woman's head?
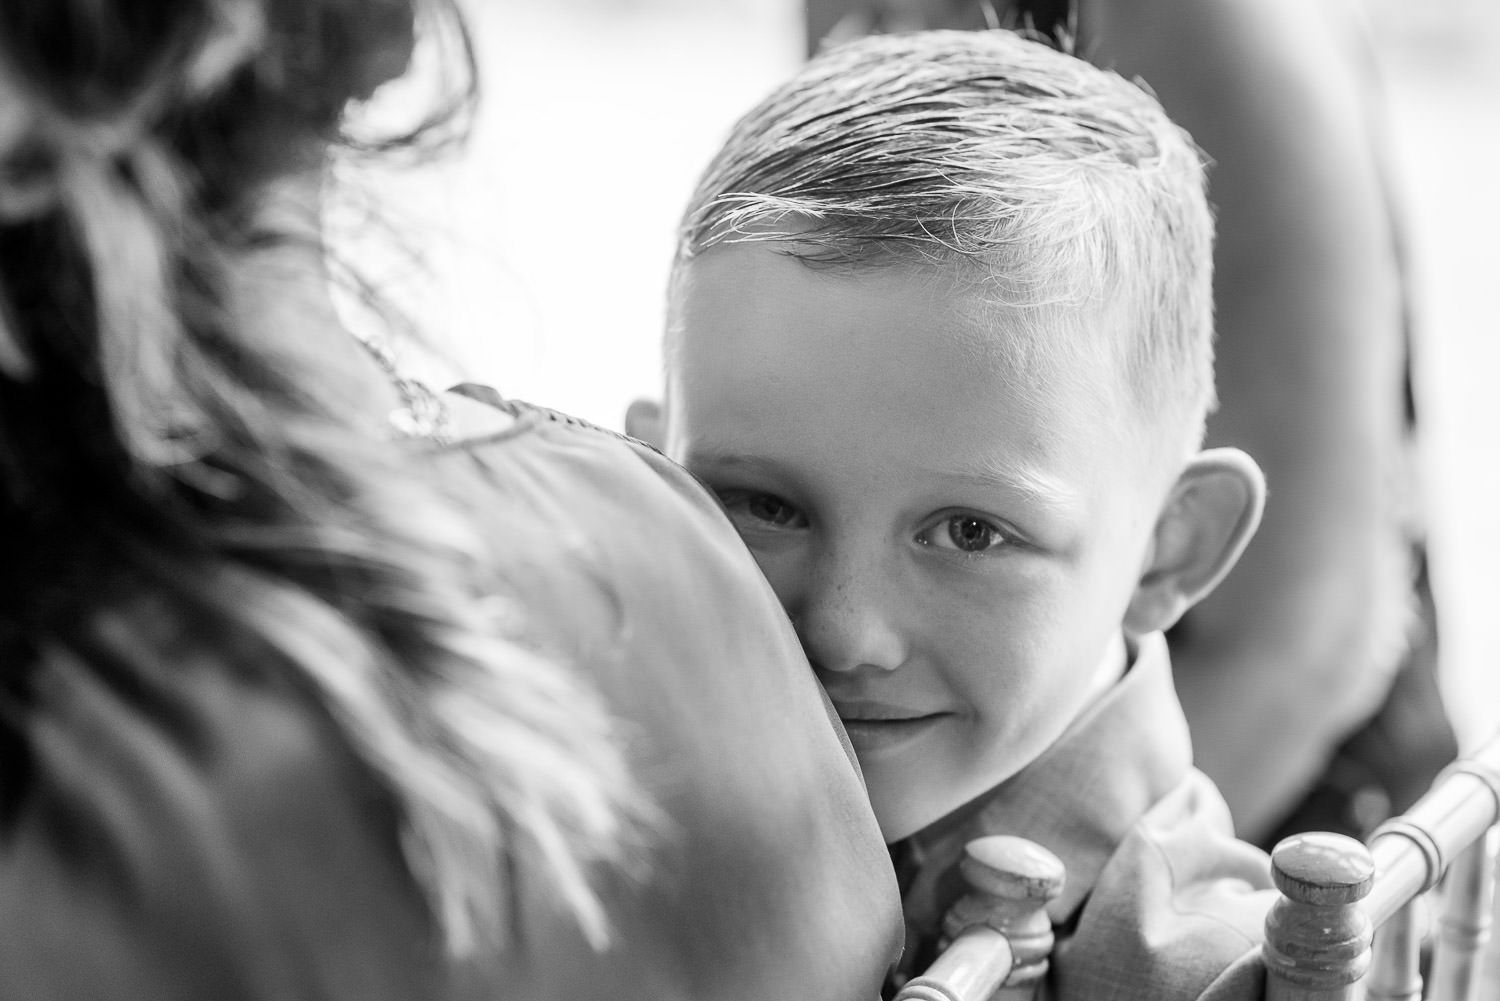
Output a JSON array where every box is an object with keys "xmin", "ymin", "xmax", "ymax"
[
  {"xmin": 0, "ymin": 0, "xmax": 468, "ymax": 476},
  {"xmin": 0, "ymin": 0, "xmax": 435, "ymax": 197},
  {"xmin": 1, "ymin": 0, "xmax": 635, "ymax": 972}
]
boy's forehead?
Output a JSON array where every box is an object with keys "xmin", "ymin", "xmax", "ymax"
[
  {"xmin": 665, "ymin": 243, "xmax": 1176, "ymax": 485},
  {"xmin": 670, "ymin": 242, "xmax": 1115, "ymax": 393},
  {"xmin": 676, "ymin": 243, "xmax": 999, "ymax": 342}
]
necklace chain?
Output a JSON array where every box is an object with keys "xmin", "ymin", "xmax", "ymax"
[{"xmin": 351, "ymin": 332, "xmax": 453, "ymax": 445}]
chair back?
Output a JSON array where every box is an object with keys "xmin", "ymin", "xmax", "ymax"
[{"xmin": 1263, "ymin": 733, "xmax": 1500, "ymax": 1001}]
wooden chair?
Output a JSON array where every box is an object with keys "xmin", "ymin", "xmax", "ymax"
[
  {"xmin": 893, "ymin": 835, "xmax": 1064, "ymax": 1001},
  {"xmin": 1264, "ymin": 732, "xmax": 1500, "ymax": 1001},
  {"xmin": 897, "ymin": 733, "xmax": 1500, "ymax": 1001}
]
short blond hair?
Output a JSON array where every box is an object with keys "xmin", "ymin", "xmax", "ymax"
[{"xmin": 674, "ymin": 29, "xmax": 1217, "ymax": 453}]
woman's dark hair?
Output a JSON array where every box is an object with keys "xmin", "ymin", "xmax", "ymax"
[{"xmin": 0, "ymin": 0, "xmax": 632, "ymax": 955}]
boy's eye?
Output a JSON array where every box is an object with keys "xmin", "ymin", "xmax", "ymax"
[
  {"xmin": 719, "ymin": 490, "xmax": 808, "ymax": 530},
  {"xmin": 921, "ymin": 514, "xmax": 1010, "ymax": 554}
]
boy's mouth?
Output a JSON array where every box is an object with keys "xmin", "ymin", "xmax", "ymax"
[{"xmin": 833, "ymin": 701, "xmax": 949, "ymax": 755}]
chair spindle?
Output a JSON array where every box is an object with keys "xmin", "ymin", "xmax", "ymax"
[
  {"xmin": 1367, "ymin": 898, "xmax": 1424, "ymax": 1001},
  {"xmin": 1263, "ymin": 831, "xmax": 1375, "ymax": 1001},
  {"xmin": 1428, "ymin": 826, "xmax": 1499, "ymax": 1001}
]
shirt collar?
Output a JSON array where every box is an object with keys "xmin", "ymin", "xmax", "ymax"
[{"xmin": 901, "ymin": 632, "xmax": 1191, "ymax": 925}]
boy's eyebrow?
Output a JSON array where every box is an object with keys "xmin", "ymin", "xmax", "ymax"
[
  {"xmin": 683, "ymin": 447, "xmax": 762, "ymax": 466},
  {"xmin": 935, "ymin": 462, "xmax": 1084, "ymax": 516},
  {"xmin": 689, "ymin": 447, "xmax": 1082, "ymax": 516},
  {"xmin": 682, "ymin": 448, "xmax": 786, "ymax": 480}
]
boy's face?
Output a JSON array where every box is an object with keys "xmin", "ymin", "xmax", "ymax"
[{"xmin": 664, "ymin": 244, "xmax": 1169, "ymax": 841}]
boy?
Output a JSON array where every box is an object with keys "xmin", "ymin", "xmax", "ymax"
[{"xmin": 629, "ymin": 29, "xmax": 1277, "ymax": 1000}]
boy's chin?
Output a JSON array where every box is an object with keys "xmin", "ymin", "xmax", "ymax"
[
  {"xmin": 868, "ymin": 774, "xmax": 986, "ymax": 844},
  {"xmin": 866, "ymin": 754, "xmax": 1028, "ymax": 844}
]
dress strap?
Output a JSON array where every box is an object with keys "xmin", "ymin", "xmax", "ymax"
[
  {"xmin": 437, "ymin": 383, "xmax": 531, "ymax": 446},
  {"xmin": 442, "ymin": 384, "xmax": 666, "ymax": 455}
]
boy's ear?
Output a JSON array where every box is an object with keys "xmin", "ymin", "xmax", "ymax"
[
  {"xmin": 1123, "ymin": 447, "xmax": 1266, "ymax": 637},
  {"xmin": 625, "ymin": 398, "xmax": 665, "ymax": 448}
]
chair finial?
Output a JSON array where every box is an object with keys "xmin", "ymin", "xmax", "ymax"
[{"xmin": 1264, "ymin": 832, "xmax": 1376, "ymax": 999}]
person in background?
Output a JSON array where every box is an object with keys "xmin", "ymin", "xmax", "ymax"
[
  {"xmin": 801, "ymin": 0, "xmax": 1458, "ymax": 847},
  {"xmin": 0, "ymin": 1, "xmax": 901, "ymax": 997}
]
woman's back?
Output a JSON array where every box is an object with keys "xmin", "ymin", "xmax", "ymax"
[
  {"xmin": 0, "ymin": 0, "xmax": 902, "ymax": 995},
  {"xmin": 439, "ymin": 395, "xmax": 902, "ymax": 998},
  {"xmin": 0, "ymin": 405, "xmax": 903, "ymax": 1000}
]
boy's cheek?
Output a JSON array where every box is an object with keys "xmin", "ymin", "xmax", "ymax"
[{"xmin": 739, "ymin": 547, "xmax": 805, "ymax": 610}]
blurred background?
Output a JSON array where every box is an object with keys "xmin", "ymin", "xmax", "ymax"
[{"xmin": 339, "ymin": 0, "xmax": 1499, "ymax": 747}]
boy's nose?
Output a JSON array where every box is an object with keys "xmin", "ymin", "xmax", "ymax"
[{"xmin": 791, "ymin": 555, "xmax": 908, "ymax": 677}]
